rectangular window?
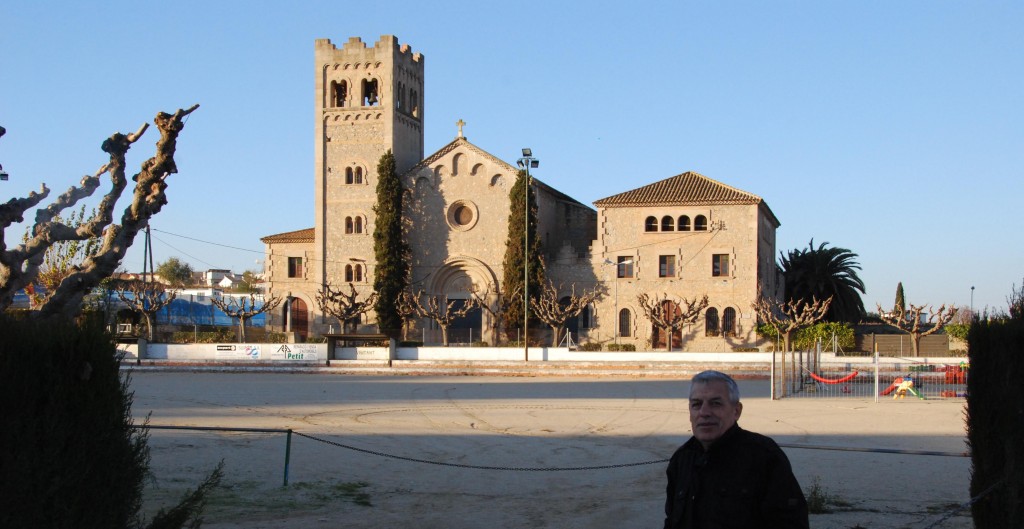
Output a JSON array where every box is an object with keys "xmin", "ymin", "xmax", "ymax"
[
  {"xmin": 712, "ymin": 254, "xmax": 730, "ymax": 277},
  {"xmin": 659, "ymin": 255, "xmax": 676, "ymax": 278},
  {"xmin": 288, "ymin": 257, "xmax": 303, "ymax": 278},
  {"xmin": 617, "ymin": 256, "xmax": 634, "ymax": 279}
]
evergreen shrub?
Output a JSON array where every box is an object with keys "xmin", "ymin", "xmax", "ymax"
[
  {"xmin": 0, "ymin": 314, "xmax": 222, "ymax": 528},
  {"xmin": 967, "ymin": 317, "xmax": 1024, "ymax": 528}
]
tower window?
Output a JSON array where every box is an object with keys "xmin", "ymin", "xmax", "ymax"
[
  {"xmin": 331, "ymin": 80, "xmax": 347, "ymax": 107},
  {"xmin": 362, "ymin": 78, "xmax": 379, "ymax": 106},
  {"xmin": 345, "ymin": 168, "xmax": 353, "ymax": 185},
  {"xmin": 346, "ymin": 264, "xmax": 364, "ymax": 283},
  {"xmin": 354, "ymin": 167, "xmax": 363, "ymax": 184}
]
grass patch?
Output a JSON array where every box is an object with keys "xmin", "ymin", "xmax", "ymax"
[
  {"xmin": 163, "ymin": 478, "xmax": 374, "ymax": 521},
  {"xmin": 805, "ymin": 476, "xmax": 842, "ymax": 514}
]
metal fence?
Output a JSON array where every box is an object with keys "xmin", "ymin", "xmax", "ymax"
[{"xmin": 772, "ymin": 348, "xmax": 969, "ymax": 401}]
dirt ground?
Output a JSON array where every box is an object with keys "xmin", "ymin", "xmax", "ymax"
[{"xmin": 130, "ymin": 372, "xmax": 972, "ymax": 529}]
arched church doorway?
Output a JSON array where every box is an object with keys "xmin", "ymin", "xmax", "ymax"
[{"xmin": 429, "ymin": 260, "xmax": 495, "ymax": 345}]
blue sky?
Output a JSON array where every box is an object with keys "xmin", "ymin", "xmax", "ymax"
[{"xmin": 2, "ymin": 1, "xmax": 1021, "ymax": 315}]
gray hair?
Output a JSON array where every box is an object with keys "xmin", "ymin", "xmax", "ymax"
[{"xmin": 690, "ymin": 370, "xmax": 741, "ymax": 404}]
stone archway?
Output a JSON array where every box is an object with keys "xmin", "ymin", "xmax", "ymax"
[
  {"xmin": 286, "ymin": 297, "xmax": 309, "ymax": 340},
  {"xmin": 428, "ymin": 258, "xmax": 497, "ymax": 345}
]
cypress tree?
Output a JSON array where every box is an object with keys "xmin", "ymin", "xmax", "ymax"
[
  {"xmin": 894, "ymin": 282, "xmax": 906, "ymax": 313},
  {"xmin": 372, "ymin": 150, "xmax": 409, "ymax": 335},
  {"xmin": 501, "ymin": 170, "xmax": 544, "ymax": 339}
]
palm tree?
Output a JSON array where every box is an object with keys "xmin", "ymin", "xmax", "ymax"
[{"xmin": 780, "ymin": 239, "xmax": 866, "ymax": 323}]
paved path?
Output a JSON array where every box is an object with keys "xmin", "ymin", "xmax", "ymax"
[{"xmin": 130, "ymin": 372, "xmax": 972, "ymax": 529}]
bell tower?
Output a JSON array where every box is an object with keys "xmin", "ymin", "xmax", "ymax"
[{"xmin": 313, "ymin": 35, "xmax": 425, "ymax": 287}]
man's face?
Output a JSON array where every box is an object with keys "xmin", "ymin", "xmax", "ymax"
[{"xmin": 689, "ymin": 380, "xmax": 743, "ymax": 450}]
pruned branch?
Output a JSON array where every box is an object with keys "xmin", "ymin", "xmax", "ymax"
[
  {"xmin": 530, "ymin": 280, "xmax": 600, "ymax": 346},
  {"xmin": 751, "ymin": 292, "xmax": 832, "ymax": 352},
  {"xmin": 637, "ymin": 292, "xmax": 709, "ymax": 351},
  {"xmin": 0, "ymin": 105, "xmax": 201, "ymax": 317},
  {"xmin": 315, "ymin": 282, "xmax": 378, "ymax": 333},
  {"xmin": 407, "ymin": 289, "xmax": 477, "ymax": 346},
  {"xmin": 471, "ymin": 283, "xmax": 520, "ymax": 345},
  {"xmin": 876, "ymin": 302, "xmax": 957, "ymax": 355},
  {"xmin": 115, "ymin": 281, "xmax": 178, "ymax": 341},
  {"xmin": 210, "ymin": 292, "xmax": 282, "ymax": 343}
]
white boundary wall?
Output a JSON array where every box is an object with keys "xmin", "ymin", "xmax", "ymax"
[{"xmin": 118, "ymin": 342, "xmax": 773, "ymax": 364}]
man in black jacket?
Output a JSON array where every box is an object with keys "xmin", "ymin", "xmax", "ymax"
[{"xmin": 664, "ymin": 370, "xmax": 809, "ymax": 528}]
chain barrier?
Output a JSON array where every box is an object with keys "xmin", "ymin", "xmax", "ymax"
[
  {"xmin": 292, "ymin": 431, "xmax": 668, "ymax": 471},
  {"xmin": 920, "ymin": 478, "xmax": 1003, "ymax": 529}
]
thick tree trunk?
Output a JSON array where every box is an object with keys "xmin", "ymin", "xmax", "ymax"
[
  {"xmin": 238, "ymin": 317, "xmax": 248, "ymax": 343},
  {"xmin": 143, "ymin": 313, "xmax": 154, "ymax": 342}
]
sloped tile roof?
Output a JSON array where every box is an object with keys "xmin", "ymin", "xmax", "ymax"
[
  {"xmin": 594, "ymin": 171, "xmax": 764, "ymax": 207},
  {"xmin": 410, "ymin": 137, "xmax": 590, "ymax": 209},
  {"xmin": 260, "ymin": 227, "xmax": 314, "ymax": 244}
]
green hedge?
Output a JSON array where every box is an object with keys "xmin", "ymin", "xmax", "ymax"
[
  {"xmin": 578, "ymin": 342, "xmax": 603, "ymax": 351},
  {"xmin": 756, "ymin": 321, "xmax": 856, "ymax": 350},
  {"xmin": 606, "ymin": 343, "xmax": 636, "ymax": 351},
  {"xmin": 967, "ymin": 318, "xmax": 1024, "ymax": 527},
  {"xmin": 0, "ymin": 314, "xmax": 221, "ymax": 528}
]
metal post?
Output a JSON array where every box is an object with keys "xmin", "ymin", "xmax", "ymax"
[
  {"xmin": 517, "ymin": 149, "xmax": 538, "ymax": 361},
  {"xmin": 872, "ymin": 343, "xmax": 880, "ymax": 403},
  {"xmin": 523, "ymin": 168, "xmax": 529, "ymax": 361},
  {"xmin": 283, "ymin": 429, "xmax": 292, "ymax": 487}
]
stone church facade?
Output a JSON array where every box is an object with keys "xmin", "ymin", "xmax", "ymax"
[{"xmin": 261, "ymin": 35, "xmax": 782, "ymax": 351}]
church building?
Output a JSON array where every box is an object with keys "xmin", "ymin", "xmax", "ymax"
[{"xmin": 261, "ymin": 35, "xmax": 782, "ymax": 351}]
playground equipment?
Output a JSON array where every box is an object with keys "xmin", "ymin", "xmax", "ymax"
[
  {"xmin": 804, "ymin": 369, "xmax": 859, "ymax": 394},
  {"xmin": 881, "ymin": 376, "xmax": 925, "ymax": 400}
]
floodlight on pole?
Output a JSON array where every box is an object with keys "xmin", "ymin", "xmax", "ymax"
[{"xmin": 517, "ymin": 148, "xmax": 538, "ymax": 361}]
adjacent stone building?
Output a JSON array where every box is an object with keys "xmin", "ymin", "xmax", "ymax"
[{"xmin": 261, "ymin": 34, "xmax": 782, "ymax": 351}]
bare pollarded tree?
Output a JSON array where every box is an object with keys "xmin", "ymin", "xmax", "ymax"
[
  {"xmin": 751, "ymin": 294, "xmax": 833, "ymax": 353},
  {"xmin": 210, "ymin": 292, "xmax": 282, "ymax": 343},
  {"xmin": 752, "ymin": 292, "xmax": 832, "ymax": 397},
  {"xmin": 470, "ymin": 283, "xmax": 521, "ymax": 346},
  {"xmin": 876, "ymin": 302, "xmax": 957, "ymax": 356},
  {"xmin": 406, "ymin": 290, "xmax": 477, "ymax": 346},
  {"xmin": 316, "ymin": 282, "xmax": 379, "ymax": 334},
  {"xmin": 0, "ymin": 105, "xmax": 200, "ymax": 317},
  {"xmin": 637, "ymin": 293, "xmax": 709, "ymax": 352},
  {"xmin": 115, "ymin": 281, "xmax": 178, "ymax": 341},
  {"xmin": 530, "ymin": 280, "xmax": 600, "ymax": 346}
]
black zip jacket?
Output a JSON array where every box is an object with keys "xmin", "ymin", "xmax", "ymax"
[{"xmin": 664, "ymin": 424, "xmax": 809, "ymax": 529}]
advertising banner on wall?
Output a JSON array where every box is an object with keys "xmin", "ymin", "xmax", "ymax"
[
  {"xmin": 213, "ymin": 344, "xmax": 261, "ymax": 360},
  {"xmin": 270, "ymin": 344, "xmax": 319, "ymax": 361}
]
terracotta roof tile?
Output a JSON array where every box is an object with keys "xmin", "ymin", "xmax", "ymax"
[
  {"xmin": 594, "ymin": 171, "xmax": 764, "ymax": 207},
  {"xmin": 260, "ymin": 227, "xmax": 314, "ymax": 244}
]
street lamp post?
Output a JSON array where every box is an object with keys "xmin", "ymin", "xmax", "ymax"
[
  {"xmin": 517, "ymin": 148, "xmax": 538, "ymax": 361},
  {"xmin": 603, "ymin": 258, "xmax": 632, "ymax": 345},
  {"xmin": 971, "ymin": 286, "xmax": 975, "ymax": 315}
]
